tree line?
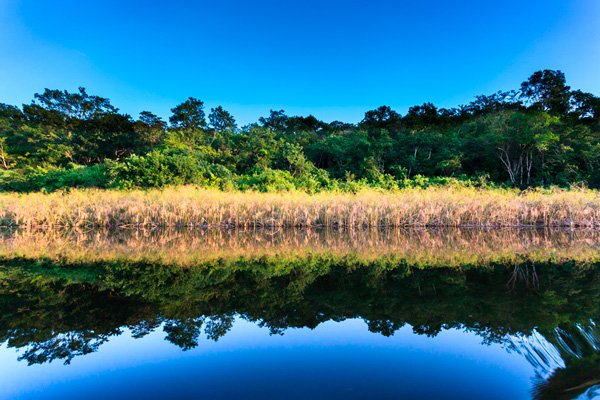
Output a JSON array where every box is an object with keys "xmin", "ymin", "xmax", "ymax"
[{"xmin": 1, "ymin": 69, "xmax": 599, "ymax": 191}]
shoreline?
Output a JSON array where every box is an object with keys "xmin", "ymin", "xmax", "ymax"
[
  {"xmin": 1, "ymin": 223, "xmax": 599, "ymax": 268},
  {"xmin": 1, "ymin": 186, "xmax": 600, "ymax": 229}
]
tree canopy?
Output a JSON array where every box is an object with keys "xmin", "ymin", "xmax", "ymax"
[{"xmin": 1, "ymin": 70, "xmax": 599, "ymax": 191}]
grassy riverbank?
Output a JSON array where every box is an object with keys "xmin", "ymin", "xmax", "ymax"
[
  {"xmin": 0, "ymin": 186, "xmax": 600, "ymax": 228},
  {"xmin": 1, "ymin": 186, "xmax": 600, "ymax": 228}
]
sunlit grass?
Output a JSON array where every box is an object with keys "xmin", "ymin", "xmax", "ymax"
[{"xmin": 1, "ymin": 186, "xmax": 599, "ymax": 228}]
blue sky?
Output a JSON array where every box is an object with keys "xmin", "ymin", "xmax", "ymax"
[{"xmin": 1, "ymin": 0, "xmax": 599, "ymax": 124}]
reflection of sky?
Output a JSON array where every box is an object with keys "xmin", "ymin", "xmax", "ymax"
[{"xmin": 0, "ymin": 318, "xmax": 535, "ymax": 399}]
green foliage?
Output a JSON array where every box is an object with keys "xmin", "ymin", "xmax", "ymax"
[
  {"xmin": 169, "ymin": 97, "xmax": 206, "ymax": 131},
  {"xmin": 236, "ymin": 168, "xmax": 296, "ymax": 192},
  {"xmin": 1, "ymin": 69, "xmax": 599, "ymax": 192},
  {"xmin": 397, "ymin": 174, "xmax": 496, "ymax": 189},
  {"xmin": 291, "ymin": 167, "xmax": 332, "ymax": 193},
  {"xmin": 107, "ymin": 149, "xmax": 234, "ymax": 189},
  {"xmin": 208, "ymin": 106, "xmax": 236, "ymax": 131},
  {"xmin": 0, "ymin": 164, "xmax": 109, "ymax": 192}
]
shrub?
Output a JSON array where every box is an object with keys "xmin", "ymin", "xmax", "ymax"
[
  {"xmin": 106, "ymin": 149, "xmax": 238, "ymax": 190},
  {"xmin": 0, "ymin": 164, "xmax": 109, "ymax": 192},
  {"xmin": 292, "ymin": 168, "xmax": 333, "ymax": 193},
  {"xmin": 236, "ymin": 168, "xmax": 296, "ymax": 192},
  {"xmin": 205, "ymin": 164, "xmax": 236, "ymax": 190},
  {"xmin": 108, "ymin": 149, "xmax": 224, "ymax": 189}
]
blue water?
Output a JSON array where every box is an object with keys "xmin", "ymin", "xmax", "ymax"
[
  {"xmin": 0, "ymin": 319, "xmax": 535, "ymax": 400},
  {"xmin": 2, "ymin": 229, "xmax": 600, "ymax": 399}
]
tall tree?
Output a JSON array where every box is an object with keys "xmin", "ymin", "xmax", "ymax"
[
  {"xmin": 466, "ymin": 91, "xmax": 523, "ymax": 116},
  {"xmin": 520, "ymin": 70, "xmax": 571, "ymax": 116},
  {"xmin": 259, "ymin": 110, "xmax": 288, "ymax": 132},
  {"xmin": 134, "ymin": 111, "xmax": 167, "ymax": 150},
  {"xmin": 22, "ymin": 87, "xmax": 119, "ymax": 127},
  {"xmin": 0, "ymin": 104, "xmax": 24, "ymax": 169},
  {"xmin": 569, "ymin": 90, "xmax": 600, "ymax": 121},
  {"xmin": 169, "ymin": 97, "xmax": 206, "ymax": 131},
  {"xmin": 20, "ymin": 87, "xmax": 135, "ymax": 164},
  {"xmin": 360, "ymin": 105, "xmax": 402, "ymax": 131},
  {"xmin": 484, "ymin": 111, "xmax": 559, "ymax": 187},
  {"xmin": 403, "ymin": 102, "xmax": 440, "ymax": 129},
  {"xmin": 208, "ymin": 106, "xmax": 236, "ymax": 132}
]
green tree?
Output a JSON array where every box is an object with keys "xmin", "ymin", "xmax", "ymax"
[
  {"xmin": 520, "ymin": 70, "xmax": 571, "ymax": 116},
  {"xmin": 569, "ymin": 90, "xmax": 600, "ymax": 121},
  {"xmin": 484, "ymin": 111, "xmax": 559, "ymax": 186},
  {"xmin": 169, "ymin": 97, "xmax": 206, "ymax": 131},
  {"xmin": 134, "ymin": 111, "xmax": 166, "ymax": 151},
  {"xmin": 403, "ymin": 102, "xmax": 440, "ymax": 129},
  {"xmin": 208, "ymin": 106, "xmax": 236, "ymax": 132},
  {"xmin": 360, "ymin": 105, "xmax": 401, "ymax": 131},
  {"xmin": 0, "ymin": 104, "xmax": 24, "ymax": 169},
  {"xmin": 20, "ymin": 87, "xmax": 136, "ymax": 164},
  {"xmin": 259, "ymin": 109, "xmax": 288, "ymax": 132}
]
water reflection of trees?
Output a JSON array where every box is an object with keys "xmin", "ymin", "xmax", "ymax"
[{"xmin": 1, "ymin": 255, "xmax": 600, "ymax": 398}]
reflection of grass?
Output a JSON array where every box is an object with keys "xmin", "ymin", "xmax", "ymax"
[
  {"xmin": 1, "ymin": 187, "xmax": 600, "ymax": 228},
  {"xmin": 1, "ymin": 228, "xmax": 599, "ymax": 267}
]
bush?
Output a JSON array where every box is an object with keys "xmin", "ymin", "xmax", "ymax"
[
  {"xmin": 336, "ymin": 172, "xmax": 370, "ymax": 193},
  {"xmin": 0, "ymin": 164, "xmax": 109, "ymax": 192},
  {"xmin": 107, "ymin": 150, "xmax": 196, "ymax": 188},
  {"xmin": 292, "ymin": 168, "xmax": 333, "ymax": 193},
  {"xmin": 205, "ymin": 164, "xmax": 236, "ymax": 190},
  {"xmin": 396, "ymin": 174, "xmax": 498, "ymax": 190},
  {"xmin": 0, "ymin": 149, "xmax": 500, "ymax": 193},
  {"xmin": 236, "ymin": 168, "xmax": 296, "ymax": 192},
  {"xmin": 107, "ymin": 149, "xmax": 237, "ymax": 189}
]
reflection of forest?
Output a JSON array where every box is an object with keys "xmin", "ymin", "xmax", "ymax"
[{"xmin": 1, "ymin": 230, "xmax": 599, "ymax": 399}]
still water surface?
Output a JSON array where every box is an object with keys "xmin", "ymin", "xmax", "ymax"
[
  {"xmin": 0, "ymin": 228, "xmax": 599, "ymax": 399},
  {"xmin": 2, "ymin": 320, "xmax": 536, "ymax": 399}
]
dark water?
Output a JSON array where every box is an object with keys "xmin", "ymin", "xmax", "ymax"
[{"xmin": 1, "ymin": 229, "xmax": 600, "ymax": 399}]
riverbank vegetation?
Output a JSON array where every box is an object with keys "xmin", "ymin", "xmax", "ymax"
[
  {"xmin": 1, "ymin": 186, "xmax": 600, "ymax": 228},
  {"xmin": 1, "ymin": 69, "xmax": 599, "ymax": 193}
]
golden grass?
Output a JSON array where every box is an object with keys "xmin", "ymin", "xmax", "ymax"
[
  {"xmin": 1, "ymin": 186, "xmax": 600, "ymax": 228},
  {"xmin": 1, "ymin": 227, "xmax": 598, "ymax": 267}
]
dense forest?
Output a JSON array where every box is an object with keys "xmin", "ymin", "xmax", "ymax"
[{"xmin": 1, "ymin": 69, "xmax": 599, "ymax": 192}]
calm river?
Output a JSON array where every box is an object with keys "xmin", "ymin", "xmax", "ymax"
[{"xmin": 1, "ymin": 228, "xmax": 599, "ymax": 399}]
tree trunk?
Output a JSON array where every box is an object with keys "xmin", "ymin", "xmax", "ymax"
[{"xmin": 0, "ymin": 142, "xmax": 9, "ymax": 170}]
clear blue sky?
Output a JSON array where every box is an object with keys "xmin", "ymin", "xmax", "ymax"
[{"xmin": 1, "ymin": 0, "xmax": 599, "ymax": 125}]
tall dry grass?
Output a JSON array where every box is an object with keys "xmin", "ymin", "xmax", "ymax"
[{"xmin": 1, "ymin": 186, "xmax": 600, "ymax": 228}]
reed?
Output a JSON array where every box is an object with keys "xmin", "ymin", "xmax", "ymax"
[{"xmin": 1, "ymin": 186, "xmax": 600, "ymax": 229}]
